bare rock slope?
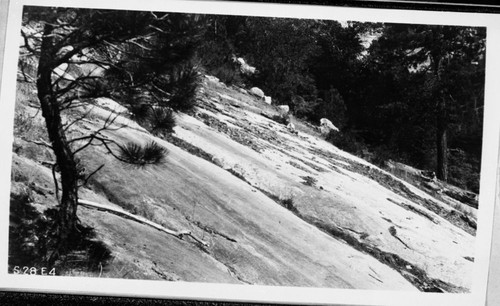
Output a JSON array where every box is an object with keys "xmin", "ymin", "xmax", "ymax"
[{"xmin": 12, "ymin": 76, "xmax": 477, "ymax": 292}]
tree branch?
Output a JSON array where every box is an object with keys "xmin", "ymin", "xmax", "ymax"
[
  {"xmin": 79, "ymin": 164, "xmax": 105, "ymax": 187},
  {"xmin": 78, "ymin": 199, "xmax": 209, "ymax": 246},
  {"xmin": 27, "ymin": 138, "xmax": 53, "ymax": 149},
  {"xmin": 63, "ymin": 105, "xmax": 96, "ymax": 132}
]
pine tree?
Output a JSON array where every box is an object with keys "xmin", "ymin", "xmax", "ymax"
[{"xmin": 20, "ymin": 7, "xmax": 206, "ymax": 262}]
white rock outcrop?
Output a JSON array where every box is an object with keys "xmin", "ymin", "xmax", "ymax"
[
  {"xmin": 236, "ymin": 57, "xmax": 257, "ymax": 75},
  {"xmin": 278, "ymin": 105, "xmax": 289, "ymax": 114},
  {"xmin": 320, "ymin": 118, "xmax": 339, "ymax": 135},
  {"xmin": 250, "ymin": 87, "xmax": 265, "ymax": 99},
  {"xmin": 205, "ymin": 75, "xmax": 220, "ymax": 84}
]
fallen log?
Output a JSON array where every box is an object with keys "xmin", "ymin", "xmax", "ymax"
[{"xmin": 78, "ymin": 199, "xmax": 209, "ymax": 247}]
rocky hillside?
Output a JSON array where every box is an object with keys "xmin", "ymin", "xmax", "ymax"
[{"xmin": 10, "ymin": 74, "xmax": 478, "ymax": 292}]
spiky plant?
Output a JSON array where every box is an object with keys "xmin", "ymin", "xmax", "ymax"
[
  {"xmin": 118, "ymin": 141, "xmax": 168, "ymax": 167},
  {"xmin": 150, "ymin": 107, "xmax": 176, "ymax": 135},
  {"xmin": 160, "ymin": 63, "xmax": 200, "ymax": 112}
]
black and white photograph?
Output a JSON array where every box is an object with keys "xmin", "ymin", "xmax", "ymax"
[{"xmin": 0, "ymin": 0, "xmax": 499, "ymax": 305}]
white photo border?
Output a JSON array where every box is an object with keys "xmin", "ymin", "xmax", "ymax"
[{"xmin": 1, "ymin": 1, "xmax": 499, "ymax": 305}]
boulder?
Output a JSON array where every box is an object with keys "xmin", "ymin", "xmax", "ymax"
[
  {"xmin": 250, "ymin": 87, "xmax": 265, "ymax": 99},
  {"xmin": 234, "ymin": 57, "xmax": 257, "ymax": 75},
  {"xmin": 241, "ymin": 64, "xmax": 256, "ymax": 75},
  {"xmin": 287, "ymin": 122, "xmax": 297, "ymax": 134},
  {"xmin": 205, "ymin": 75, "xmax": 220, "ymax": 84},
  {"xmin": 236, "ymin": 57, "xmax": 245, "ymax": 65},
  {"xmin": 319, "ymin": 118, "xmax": 339, "ymax": 135},
  {"xmin": 278, "ymin": 105, "xmax": 289, "ymax": 114},
  {"xmin": 264, "ymin": 96, "xmax": 272, "ymax": 105}
]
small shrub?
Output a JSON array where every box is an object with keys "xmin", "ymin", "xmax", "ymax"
[
  {"xmin": 211, "ymin": 64, "xmax": 243, "ymax": 86},
  {"xmin": 162, "ymin": 63, "xmax": 201, "ymax": 112},
  {"xmin": 300, "ymin": 175, "xmax": 317, "ymax": 187},
  {"xmin": 388, "ymin": 226, "xmax": 397, "ymax": 236},
  {"xmin": 13, "ymin": 109, "xmax": 48, "ymax": 142},
  {"xmin": 292, "ymin": 95, "xmax": 319, "ymax": 120},
  {"xmin": 280, "ymin": 196, "xmax": 298, "ymax": 213},
  {"xmin": 150, "ymin": 107, "xmax": 176, "ymax": 135},
  {"xmin": 118, "ymin": 141, "xmax": 168, "ymax": 167},
  {"xmin": 13, "ymin": 112, "xmax": 34, "ymax": 137},
  {"xmin": 271, "ymin": 113, "xmax": 290, "ymax": 125}
]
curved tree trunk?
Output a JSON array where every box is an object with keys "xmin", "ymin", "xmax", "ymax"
[{"xmin": 37, "ymin": 23, "xmax": 79, "ymax": 262}]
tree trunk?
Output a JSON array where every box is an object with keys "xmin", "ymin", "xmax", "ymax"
[
  {"xmin": 432, "ymin": 51, "xmax": 448, "ymax": 182},
  {"xmin": 436, "ymin": 95, "xmax": 448, "ymax": 181},
  {"xmin": 37, "ymin": 23, "xmax": 79, "ymax": 261}
]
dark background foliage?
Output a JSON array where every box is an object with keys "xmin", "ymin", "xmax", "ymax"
[{"xmin": 196, "ymin": 16, "xmax": 485, "ymax": 192}]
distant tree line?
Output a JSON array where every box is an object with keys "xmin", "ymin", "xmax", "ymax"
[{"xmin": 196, "ymin": 15, "xmax": 485, "ymax": 193}]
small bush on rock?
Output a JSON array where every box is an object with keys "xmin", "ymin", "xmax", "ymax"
[
  {"xmin": 301, "ymin": 175, "xmax": 318, "ymax": 187},
  {"xmin": 161, "ymin": 63, "xmax": 201, "ymax": 112},
  {"xmin": 150, "ymin": 107, "xmax": 176, "ymax": 135},
  {"xmin": 118, "ymin": 141, "xmax": 168, "ymax": 167},
  {"xmin": 280, "ymin": 196, "xmax": 298, "ymax": 213},
  {"xmin": 211, "ymin": 63, "xmax": 243, "ymax": 86},
  {"xmin": 271, "ymin": 113, "xmax": 290, "ymax": 125}
]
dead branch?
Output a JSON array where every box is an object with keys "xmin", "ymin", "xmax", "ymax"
[
  {"xmin": 148, "ymin": 25, "xmax": 169, "ymax": 35},
  {"xmin": 28, "ymin": 138, "xmax": 53, "ymax": 149},
  {"xmin": 79, "ymin": 164, "xmax": 105, "ymax": 187},
  {"xmin": 63, "ymin": 106, "xmax": 96, "ymax": 132},
  {"xmin": 78, "ymin": 199, "xmax": 209, "ymax": 246},
  {"xmin": 126, "ymin": 39, "xmax": 153, "ymax": 51},
  {"xmin": 70, "ymin": 132, "xmax": 117, "ymax": 156},
  {"xmin": 150, "ymin": 12, "xmax": 169, "ymax": 21},
  {"xmin": 54, "ymin": 75, "xmax": 103, "ymax": 98}
]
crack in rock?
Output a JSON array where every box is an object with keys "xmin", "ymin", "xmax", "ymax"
[
  {"xmin": 225, "ymin": 264, "xmax": 252, "ymax": 285},
  {"xmin": 387, "ymin": 198, "xmax": 439, "ymax": 225},
  {"xmin": 308, "ymin": 147, "xmax": 476, "ymax": 236},
  {"xmin": 191, "ymin": 220, "xmax": 238, "ymax": 243},
  {"xmin": 302, "ymin": 216, "xmax": 468, "ymax": 293},
  {"xmin": 151, "ymin": 264, "xmax": 180, "ymax": 281}
]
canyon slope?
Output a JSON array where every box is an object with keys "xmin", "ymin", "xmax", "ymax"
[{"xmin": 10, "ymin": 75, "xmax": 478, "ymax": 292}]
